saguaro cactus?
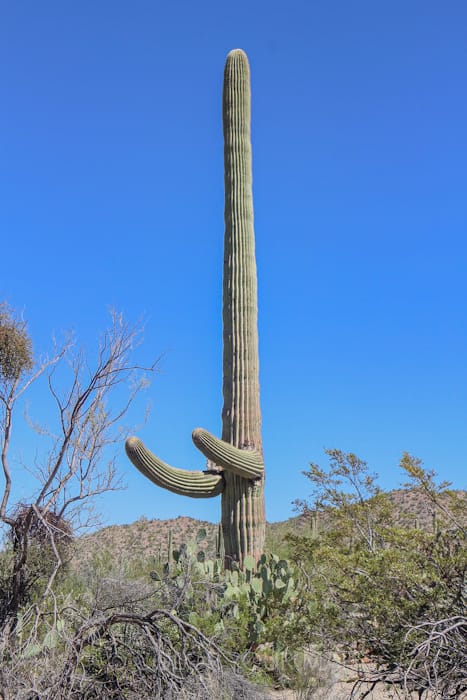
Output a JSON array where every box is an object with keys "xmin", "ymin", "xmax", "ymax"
[{"xmin": 125, "ymin": 49, "xmax": 265, "ymax": 567}]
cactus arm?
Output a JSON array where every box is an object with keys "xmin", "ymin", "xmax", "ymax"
[
  {"xmin": 192, "ymin": 428, "xmax": 264, "ymax": 480},
  {"xmin": 125, "ymin": 437, "xmax": 224, "ymax": 498}
]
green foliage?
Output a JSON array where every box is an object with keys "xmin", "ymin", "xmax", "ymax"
[
  {"xmin": 61, "ymin": 463, "xmax": 466, "ymax": 695},
  {"xmin": 129, "ymin": 528, "xmax": 301, "ymax": 684},
  {"xmin": 223, "ymin": 554, "xmax": 297, "ymax": 636},
  {"xmin": 401, "ymin": 452, "xmax": 467, "ymax": 532},
  {"xmin": 0, "ymin": 303, "xmax": 33, "ymax": 382},
  {"xmin": 223, "ymin": 554, "xmax": 303, "ymax": 685},
  {"xmin": 295, "ymin": 448, "xmax": 393, "ymax": 552},
  {"xmin": 3, "ymin": 450, "xmax": 464, "ymax": 697},
  {"xmin": 287, "ymin": 449, "xmax": 467, "ymax": 697},
  {"xmin": 145, "ymin": 528, "xmax": 300, "ymax": 683}
]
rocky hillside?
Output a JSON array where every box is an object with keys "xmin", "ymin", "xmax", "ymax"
[
  {"xmin": 72, "ymin": 488, "xmax": 465, "ymax": 569},
  {"xmin": 72, "ymin": 515, "xmax": 218, "ymax": 570}
]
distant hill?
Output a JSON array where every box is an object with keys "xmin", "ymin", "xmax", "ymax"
[
  {"xmin": 266, "ymin": 488, "xmax": 466, "ymax": 549},
  {"xmin": 72, "ymin": 488, "xmax": 465, "ymax": 569},
  {"xmin": 386, "ymin": 487, "xmax": 466, "ymax": 529},
  {"xmin": 72, "ymin": 515, "xmax": 219, "ymax": 570}
]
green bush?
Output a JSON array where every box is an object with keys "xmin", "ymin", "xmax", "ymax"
[{"xmin": 285, "ymin": 450, "xmax": 467, "ymax": 697}]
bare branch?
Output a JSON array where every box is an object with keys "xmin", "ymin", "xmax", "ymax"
[{"xmin": 0, "ymin": 307, "xmax": 157, "ymax": 639}]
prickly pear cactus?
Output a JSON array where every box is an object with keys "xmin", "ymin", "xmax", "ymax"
[
  {"xmin": 125, "ymin": 49, "xmax": 265, "ymax": 568},
  {"xmin": 222, "ymin": 554, "xmax": 298, "ymax": 641}
]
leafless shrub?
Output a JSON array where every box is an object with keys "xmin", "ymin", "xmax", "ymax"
[
  {"xmin": 402, "ymin": 615, "xmax": 467, "ymax": 699},
  {"xmin": 0, "ymin": 307, "xmax": 160, "ymax": 700},
  {"xmin": 345, "ymin": 616, "xmax": 467, "ymax": 699},
  {"xmin": 0, "ymin": 309, "xmax": 156, "ymax": 634},
  {"xmin": 0, "ymin": 530, "xmax": 267, "ymax": 700},
  {"xmin": 0, "ymin": 605, "xmax": 262, "ymax": 700}
]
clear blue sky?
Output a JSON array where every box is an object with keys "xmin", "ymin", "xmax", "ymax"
[{"xmin": 2, "ymin": 1, "xmax": 466, "ymax": 527}]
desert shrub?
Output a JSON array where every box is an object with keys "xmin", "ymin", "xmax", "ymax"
[
  {"xmin": 0, "ymin": 540, "xmax": 269, "ymax": 700},
  {"xmin": 0, "ymin": 304, "xmax": 33, "ymax": 381},
  {"xmin": 0, "ymin": 505, "xmax": 73, "ymax": 628},
  {"xmin": 286, "ymin": 450, "xmax": 467, "ymax": 699}
]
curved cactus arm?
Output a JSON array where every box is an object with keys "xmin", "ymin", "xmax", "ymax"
[
  {"xmin": 125, "ymin": 437, "xmax": 224, "ymax": 498},
  {"xmin": 192, "ymin": 428, "xmax": 264, "ymax": 480}
]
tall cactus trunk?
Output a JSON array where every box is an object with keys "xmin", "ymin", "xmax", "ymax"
[
  {"xmin": 221, "ymin": 50, "xmax": 265, "ymax": 565},
  {"xmin": 125, "ymin": 49, "xmax": 265, "ymax": 569},
  {"xmin": 222, "ymin": 50, "xmax": 261, "ymax": 452}
]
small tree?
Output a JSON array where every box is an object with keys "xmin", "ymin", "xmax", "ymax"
[
  {"xmin": 287, "ymin": 450, "xmax": 467, "ymax": 699},
  {"xmin": 293, "ymin": 448, "xmax": 392, "ymax": 553},
  {"xmin": 0, "ymin": 304, "xmax": 155, "ymax": 635}
]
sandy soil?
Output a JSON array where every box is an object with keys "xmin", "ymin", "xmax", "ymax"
[{"xmin": 259, "ymin": 657, "xmax": 458, "ymax": 700}]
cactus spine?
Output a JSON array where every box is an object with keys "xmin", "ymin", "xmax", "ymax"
[{"xmin": 125, "ymin": 49, "xmax": 265, "ymax": 567}]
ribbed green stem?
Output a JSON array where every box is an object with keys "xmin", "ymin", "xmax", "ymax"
[
  {"xmin": 222, "ymin": 49, "xmax": 262, "ymax": 453},
  {"xmin": 222, "ymin": 472, "xmax": 265, "ymax": 567},
  {"xmin": 167, "ymin": 529, "xmax": 173, "ymax": 569},
  {"xmin": 220, "ymin": 49, "xmax": 265, "ymax": 566},
  {"xmin": 192, "ymin": 428, "xmax": 263, "ymax": 479},
  {"xmin": 216, "ymin": 523, "xmax": 225, "ymax": 560},
  {"xmin": 125, "ymin": 437, "xmax": 224, "ymax": 498},
  {"xmin": 125, "ymin": 49, "xmax": 266, "ymax": 568}
]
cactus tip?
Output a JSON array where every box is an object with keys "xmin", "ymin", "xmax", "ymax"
[
  {"xmin": 125, "ymin": 436, "xmax": 140, "ymax": 452},
  {"xmin": 227, "ymin": 48, "xmax": 248, "ymax": 60}
]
